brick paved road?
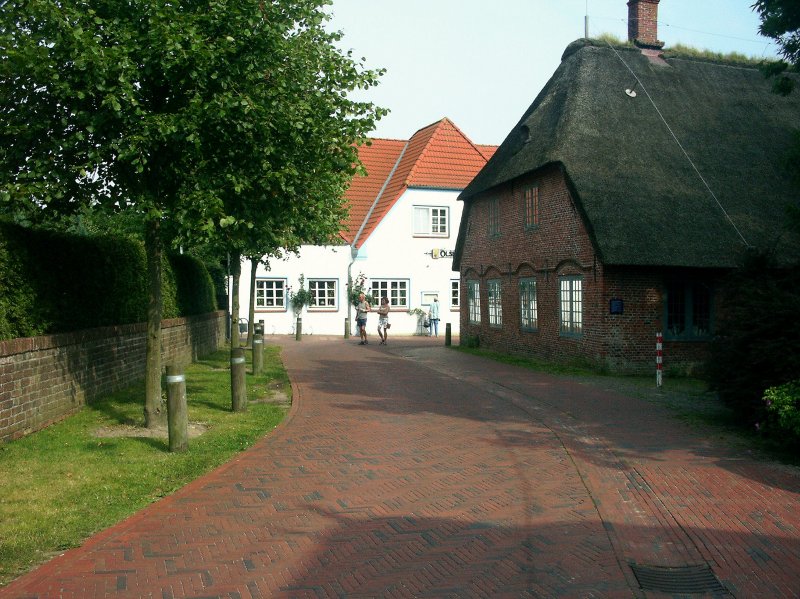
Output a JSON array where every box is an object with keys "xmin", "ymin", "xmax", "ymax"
[{"xmin": 2, "ymin": 337, "xmax": 799, "ymax": 598}]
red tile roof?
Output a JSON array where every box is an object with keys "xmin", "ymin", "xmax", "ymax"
[{"xmin": 341, "ymin": 118, "xmax": 497, "ymax": 248}]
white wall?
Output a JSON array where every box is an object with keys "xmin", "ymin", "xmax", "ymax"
[{"xmin": 237, "ymin": 187, "xmax": 463, "ymax": 337}]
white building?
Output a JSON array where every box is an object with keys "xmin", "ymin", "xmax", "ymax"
[{"xmin": 239, "ymin": 118, "xmax": 496, "ymax": 337}]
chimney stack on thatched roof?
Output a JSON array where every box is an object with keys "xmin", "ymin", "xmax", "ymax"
[{"xmin": 627, "ymin": 0, "xmax": 664, "ymax": 49}]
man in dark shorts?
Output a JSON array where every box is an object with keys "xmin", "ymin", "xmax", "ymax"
[{"xmin": 356, "ymin": 292, "xmax": 371, "ymax": 345}]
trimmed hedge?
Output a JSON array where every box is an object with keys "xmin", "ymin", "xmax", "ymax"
[
  {"xmin": 0, "ymin": 221, "xmax": 217, "ymax": 340},
  {"xmin": 169, "ymin": 252, "xmax": 217, "ymax": 317}
]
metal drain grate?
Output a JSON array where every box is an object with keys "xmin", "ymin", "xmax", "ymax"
[{"xmin": 630, "ymin": 563, "xmax": 729, "ymax": 595}]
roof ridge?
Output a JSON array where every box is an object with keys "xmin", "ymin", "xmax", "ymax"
[
  {"xmin": 403, "ymin": 119, "xmax": 448, "ymax": 186},
  {"xmin": 439, "ymin": 117, "xmax": 498, "ymax": 161},
  {"xmin": 404, "ymin": 117, "xmax": 494, "ymax": 186},
  {"xmin": 367, "ymin": 135, "xmax": 409, "ymax": 143}
]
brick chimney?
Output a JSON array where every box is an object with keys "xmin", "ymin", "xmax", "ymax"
[{"xmin": 627, "ymin": 0, "xmax": 664, "ymax": 49}]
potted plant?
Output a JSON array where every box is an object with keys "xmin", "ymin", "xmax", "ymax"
[
  {"xmin": 289, "ymin": 275, "xmax": 314, "ymax": 313},
  {"xmin": 348, "ymin": 272, "xmax": 376, "ymax": 306}
]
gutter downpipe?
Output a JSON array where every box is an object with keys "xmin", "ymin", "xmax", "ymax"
[
  {"xmin": 346, "ymin": 141, "xmax": 409, "ymax": 337},
  {"xmin": 345, "ymin": 245, "xmax": 358, "ymax": 338}
]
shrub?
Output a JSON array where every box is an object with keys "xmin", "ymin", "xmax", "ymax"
[
  {"xmin": 169, "ymin": 253, "xmax": 217, "ymax": 317},
  {"xmin": 0, "ymin": 222, "xmax": 217, "ymax": 340},
  {"xmin": 763, "ymin": 380, "xmax": 800, "ymax": 447},
  {"xmin": 706, "ymin": 251, "xmax": 800, "ymax": 425},
  {"xmin": 0, "ymin": 226, "xmax": 45, "ymax": 338}
]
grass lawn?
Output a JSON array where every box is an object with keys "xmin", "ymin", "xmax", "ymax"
[{"xmin": 0, "ymin": 345, "xmax": 290, "ymax": 587}]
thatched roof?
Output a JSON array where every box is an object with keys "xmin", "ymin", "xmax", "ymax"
[{"xmin": 457, "ymin": 40, "xmax": 800, "ymax": 268}]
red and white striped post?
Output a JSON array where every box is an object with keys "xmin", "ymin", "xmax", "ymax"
[{"xmin": 656, "ymin": 332, "xmax": 663, "ymax": 388}]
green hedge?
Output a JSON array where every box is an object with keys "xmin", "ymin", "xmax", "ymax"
[
  {"xmin": 0, "ymin": 222, "xmax": 217, "ymax": 340},
  {"xmin": 168, "ymin": 252, "xmax": 217, "ymax": 317}
]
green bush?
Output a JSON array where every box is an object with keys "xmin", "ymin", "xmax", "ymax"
[
  {"xmin": 0, "ymin": 222, "xmax": 217, "ymax": 340},
  {"xmin": 763, "ymin": 380, "xmax": 800, "ymax": 446},
  {"xmin": 0, "ymin": 228, "xmax": 46, "ymax": 338},
  {"xmin": 203, "ymin": 260, "xmax": 228, "ymax": 313},
  {"xmin": 161, "ymin": 252, "xmax": 179, "ymax": 320},
  {"xmin": 169, "ymin": 253, "xmax": 217, "ymax": 316},
  {"xmin": 706, "ymin": 252, "xmax": 800, "ymax": 425},
  {"xmin": 14, "ymin": 225, "xmax": 150, "ymax": 333}
]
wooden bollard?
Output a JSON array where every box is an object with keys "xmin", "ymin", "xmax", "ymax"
[
  {"xmin": 253, "ymin": 334, "xmax": 264, "ymax": 375},
  {"xmin": 295, "ymin": 316, "xmax": 302, "ymax": 341},
  {"xmin": 230, "ymin": 347, "xmax": 247, "ymax": 412},
  {"xmin": 166, "ymin": 364, "xmax": 188, "ymax": 452},
  {"xmin": 445, "ymin": 322, "xmax": 452, "ymax": 346}
]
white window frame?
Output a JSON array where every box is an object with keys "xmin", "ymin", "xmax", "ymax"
[
  {"xmin": 308, "ymin": 279, "xmax": 338, "ymax": 310},
  {"xmin": 467, "ymin": 280, "xmax": 481, "ymax": 324},
  {"xmin": 560, "ymin": 276, "xmax": 583, "ymax": 336},
  {"xmin": 413, "ymin": 205, "xmax": 449, "ymax": 237},
  {"xmin": 420, "ymin": 291, "xmax": 438, "ymax": 307},
  {"xmin": 370, "ymin": 279, "xmax": 409, "ymax": 308},
  {"xmin": 520, "ymin": 278, "xmax": 538, "ymax": 331},
  {"xmin": 450, "ymin": 279, "xmax": 460, "ymax": 309},
  {"xmin": 488, "ymin": 279, "xmax": 502, "ymax": 327},
  {"xmin": 255, "ymin": 278, "xmax": 287, "ymax": 310}
]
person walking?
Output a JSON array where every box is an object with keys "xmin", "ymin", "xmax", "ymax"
[
  {"xmin": 356, "ymin": 292, "xmax": 371, "ymax": 345},
  {"xmin": 428, "ymin": 297, "xmax": 440, "ymax": 337},
  {"xmin": 376, "ymin": 296, "xmax": 390, "ymax": 345}
]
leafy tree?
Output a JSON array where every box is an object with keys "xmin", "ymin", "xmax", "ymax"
[
  {"xmin": 1, "ymin": 0, "xmax": 384, "ymax": 425},
  {"xmin": 753, "ymin": 0, "xmax": 800, "ymax": 95}
]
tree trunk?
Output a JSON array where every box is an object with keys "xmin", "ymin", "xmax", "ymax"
[
  {"xmin": 246, "ymin": 256, "xmax": 257, "ymax": 347},
  {"xmin": 144, "ymin": 218, "xmax": 165, "ymax": 428}
]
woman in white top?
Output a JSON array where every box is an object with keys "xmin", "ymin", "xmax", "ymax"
[{"xmin": 376, "ymin": 297, "xmax": 390, "ymax": 345}]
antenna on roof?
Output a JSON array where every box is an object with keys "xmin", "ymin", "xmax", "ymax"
[
  {"xmin": 584, "ymin": 0, "xmax": 589, "ymax": 39},
  {"xmin": 625, "ymin": 82, "xmax": 638, "ymax": 98}
]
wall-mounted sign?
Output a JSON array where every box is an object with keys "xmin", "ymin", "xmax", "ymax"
[
  {"xmin": 609, "ymin": 298, "xmax": 624, "ymax": 315},
  {"xmin": 427, "ymin": 248, "xmax": 455, "ymax": 259}
]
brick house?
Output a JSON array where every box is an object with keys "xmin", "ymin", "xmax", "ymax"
[{"xmin": 453, "ymin": 0, "xmax": 800, "ymax": 374}]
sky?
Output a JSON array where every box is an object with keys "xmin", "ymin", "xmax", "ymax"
[{"xmin": 325, "ymin": 0, "xmax": 780, "ymax": 146}]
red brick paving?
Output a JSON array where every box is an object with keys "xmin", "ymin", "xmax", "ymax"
[{"xmin": 2, "ymin": 336, "xmax": 799, "ymax": 598}]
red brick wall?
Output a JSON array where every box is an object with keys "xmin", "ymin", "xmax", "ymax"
[
  {"xmin": 458, "ymin": 168, "xmax": 712, "ymax": 374},
  {"xmin": 627, "ymin": 0, "xmax": 661, "ymax": 47},
  {"xmin": 599, "ymin": 267, "xmax": 666, "ymax": 372},
  {"xmin": 0, "ymin": 311, "xmax": 226, "ymax": 442}
]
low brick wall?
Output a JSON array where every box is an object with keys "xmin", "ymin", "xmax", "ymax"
[{"xmin": 0, "ymin": 311, "xmax": 226, "ymax": 443}]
